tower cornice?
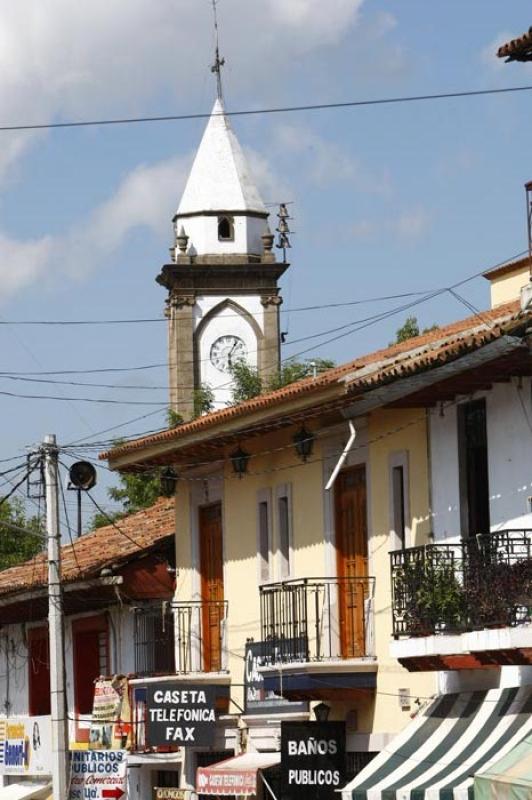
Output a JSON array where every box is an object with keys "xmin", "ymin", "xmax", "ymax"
[{"xmin": 156, "ymin": 261, "xmax": 289, "ymax": 293}]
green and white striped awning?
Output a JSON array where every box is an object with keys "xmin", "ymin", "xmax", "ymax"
[
  {"xmin": 341, "ymin": 687, "xmax": 532, "ymax": 800},
  {"xmin": 475, "ymin": 732, "xmax": 532, "ymax": 800}
]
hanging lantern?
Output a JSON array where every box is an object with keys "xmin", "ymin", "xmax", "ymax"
[
  {"xmin": 160, "ymin": 467, "xmax": 178, "ymax": 497},
  {"xmin": 230, "ymin": 446, "xmax": 251, "ymax": 478},
  {"xmin": 293, "ymin": 426, "xmax": 314, "ymax": 462}
]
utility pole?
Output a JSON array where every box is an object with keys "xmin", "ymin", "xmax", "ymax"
[{"xmin": 43, "ymin": 434, "xmax": 69, "ymax": 800}]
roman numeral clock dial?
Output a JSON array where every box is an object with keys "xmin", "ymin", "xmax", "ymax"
[{"xmin": 209, "ymin": 335, "xmax": 247, "ymax": 373}]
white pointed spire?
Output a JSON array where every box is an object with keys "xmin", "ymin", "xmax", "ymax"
[{"xmin": 177, "ymin": 99, "xmax": 267, "ymax": 216}]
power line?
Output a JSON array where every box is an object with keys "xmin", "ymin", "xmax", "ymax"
[
  {"xmin": 0, "ymin": 249, "xmax": 521, "ymax": 383},
  {"xmin": 0, "ymin": 291, "xmax": 434, "ymax": 326},
  {"xmin": 2, "ymin": 85, "xmax": 532, "ymax": 134},
  {"xmin": 0, "ymin": 389, "xmax": 169, "ymax": 406}
]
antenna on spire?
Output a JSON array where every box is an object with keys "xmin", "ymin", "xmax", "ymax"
[{"xmin": 210, "ymin": 0, "xmax": 225, "ymax": 102}]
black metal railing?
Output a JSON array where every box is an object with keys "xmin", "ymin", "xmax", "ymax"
[
  {"xmin": 134, "ymin": 600, "xmax": 229, "ymax": 675},
  {"xmin": 173, "ymin": 600, "xmax": 228, "ymax": 673},
  {"xmin": 391, "ymin": 529, "xmax": 532, "ymax": 637},
  {"xmin": 259, "ymin": 577, "xmax": 375, "ymax": 664},
  {"xmin": 134, "ymin": 603, "xmax": 176, "ymax": 675}
]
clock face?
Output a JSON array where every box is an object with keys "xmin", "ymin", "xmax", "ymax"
[{"xmin": 210, "ymin": 335, "xmax": 247, "ymax": 373}]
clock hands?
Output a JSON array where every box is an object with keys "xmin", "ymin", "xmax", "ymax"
[{"xmin": 227, "ymin": 340, "xmax": 239, "ymax": 369}]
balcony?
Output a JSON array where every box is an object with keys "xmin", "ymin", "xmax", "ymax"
[
  {"xmin": 133, "ymin": 600, "xmax": 229, "ymax": 677},
  {"xmin": 258, "ymin": 577, "xmax": 377, "ymax": 701},
  {"xmin": 390, "ymin": 529, "xmax": 532, "ymax": 670},
  {"xmin": 134, "ymin": 603, "xmax": 175, "ymax": 676}
]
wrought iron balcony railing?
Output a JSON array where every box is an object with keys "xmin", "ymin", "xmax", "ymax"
[
  {"xmin": 174, "ymin": 600, "xmax": 228, "ymax": 673},
  {"xmin": 133, "ymin": 600, "xmax": 229, "ymax": 675},
  {"xmin": 391, "ymin": 529, "xmax": 532, "ymax": 638},
  {"xmin": 134, "ymin": 603, "xmax": 175, "ymax": 676},
  {"xmin": 259, "ymin": 576, "xmax": 376, "ymax": 664}
]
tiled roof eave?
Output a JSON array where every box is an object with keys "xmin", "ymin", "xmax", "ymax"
[
  {"xmin": 102, "ymin": 300, "xmax": 524, "ymax": 466},
  {"xmin": 0, "ymin": 498, "xmax": 175, "ymax": 602}
]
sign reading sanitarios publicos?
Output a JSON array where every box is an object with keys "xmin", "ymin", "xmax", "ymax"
[
  {"xmin": 68, "ymin": 750, "xmax": 127, "ymax": 800},
  {"xmin": 146, "ymin": 683, "xmax": 216, "ymax": 747}
]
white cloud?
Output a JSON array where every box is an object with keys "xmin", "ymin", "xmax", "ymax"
[
  {"xmin": 243, "ymin": 147, "xmax": 293, "ymax": 205},
  {"xmin": 274, "ymin": 123, "xmax": 392, "ymax": 194},
  {"xmin": 393, "ymin": 208, "xmax": 432, "ymax": 239},
  {"xmin": 0, "ymin": 0, "xmax": 368, "ymax": 182},
  {"xmin": 0, "ymin": 233, "xmax": 54, "ymax": 301},
  {"xmin": 348, "ymin": 208, "xmax": 432, "ymax": 242},
  {"xmin": 0, "ymin": 153, "xmax": 190, "ymax": 302},
  {"xmin": 0, "ymin": 139, "xmax": 288, "ymax": 301},
  {"xmin": 268, "ymin": 0, "xmax": 363, "ymax": 49}
]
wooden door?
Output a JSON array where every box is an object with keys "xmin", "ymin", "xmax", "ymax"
[
  {"xmin": 335, "ymin": 465, "xmax": 368, "ymax": 657},
  {"xmin": 199, "ymin": 503, "xmax": 224, "ymax": 672}
]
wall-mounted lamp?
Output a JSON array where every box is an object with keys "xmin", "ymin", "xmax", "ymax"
[
  {"xmin": 160, "ymin": 467, "xmax": 178, "ymax": 497},
  {"xmin": 313, "ymin": 702, "xmax": 331, "ymax": 722},
  {"xmin": 293, "ymin": 426, "xmax": 314, "ymax": 462},
  {"xmin": 230, "ymin": 447, "xmax": 251, "ymax": 478}
]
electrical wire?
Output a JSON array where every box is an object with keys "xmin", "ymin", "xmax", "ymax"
[
  {"xmin": 0, "ymin": 248, "xmax": 521, "ymax": 387},
  {"xmin": 60, "ymin": 400, "xmax": 460, "ymax": 481},
  {"xmin": 1, "ymin": 84, "xmax": 532, "ymax": 133},
  {"xmin": 0, "ymin": 291, "xmax": 435, "ymax": 326}
]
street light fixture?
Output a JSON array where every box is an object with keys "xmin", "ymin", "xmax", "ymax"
[
  {"xmin": 293, "ymin": 426, "xmax": 314, "ymax": 462},
  {"xmin": 160, "ymin": 467, "xmax": 178, "ymax": 497},
  {"xmin": 231, "ymin": 446, "xmax": 251, "ymax": 478},
  {"xmin": 313, "ymin": 702, "xmax": 331, "ymax": 722}
]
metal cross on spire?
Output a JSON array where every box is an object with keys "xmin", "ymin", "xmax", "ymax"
[{"xmin": 210, "ymin": 0, "xmax": 225, "ymax": 102}]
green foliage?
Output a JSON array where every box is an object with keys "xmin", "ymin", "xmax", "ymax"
[
  {"xmin": 229, "ymin": 361, "xmax": 264, "ymax": 404},
  {"xmin": 396, "ymin": 560, "xmax": 466, "ymax": 634},
  {"xmin": 229, "ymin": 358, "xmax": 336, "ymax": 405},
  {"xmin": 91, "ymin": 433, "xmax": 163, "ymax": 530},
  {"xmin": 193, "ymin": 384, "xmax": 214, "ymax": 417},
  {"xmin": 394, "ymin": 316, "xmax": 420, "ymax": 344},
  {"xmin": 93, "ymin": 386, "xmax": 215, "ymax": 531},
  {"xmin": 0, "ymin": 497, "xmax": 44, "ymax": 570},
  {"xmin": 268, "ymin": 358, "xmax": 336, "ymax": 391},
  {"xmin": 166, "ymin": 408, "xmax": 183, "ymax": 428},
  {"xmin": 392, "ymin": 316, "xmax": 439, "ymax": 345}
]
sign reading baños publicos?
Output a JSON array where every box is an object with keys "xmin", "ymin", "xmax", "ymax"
[
  {"xmin": 281, "ymin": 722, "xmax": 346, "ymax": 800},
  {"xmin": 146, "ymin": 683, "xmax": 216, "ymax": 747}
]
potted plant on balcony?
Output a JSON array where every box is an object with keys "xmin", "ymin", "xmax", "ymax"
[
  {"xmin": 394, "ymin": 559, "xmax": 466, "ymax": 636},
  {"xmin": 467, "ymin": 555, "xmax": 532, "ymax": 629}
]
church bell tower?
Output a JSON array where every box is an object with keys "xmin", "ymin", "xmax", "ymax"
[{"xmin": 157, "ymin": 86, "xmax": 288, "ymax": 418}]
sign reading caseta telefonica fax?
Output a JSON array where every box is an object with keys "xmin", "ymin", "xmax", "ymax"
[
  {"xmin": 281, "ymin": 722, "xmax": 346, "ymax": 800},
  {"xmin": 146, "ymin": 683, "xmax": 216, "ymax": 747}
]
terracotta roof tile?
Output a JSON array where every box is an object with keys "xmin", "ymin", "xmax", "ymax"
[
  {"xmin": 482, "ymin": 254, "xmax": 531, "ymax": 281},
  {"xmin": 497, "ymin": 28, "xmax": 532, "ymax": 60},
  {"xmin": 102, "ymin": 300, "xmax": 524, "ymax": 464},
  {"xmin": 0, "ymin": 497, "xmax": 175, "ymax": 600}
]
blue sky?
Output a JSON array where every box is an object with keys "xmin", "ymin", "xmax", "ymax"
[{"xmin": 0, "ymin": 0, "xmax": 531, "ymax": 519}]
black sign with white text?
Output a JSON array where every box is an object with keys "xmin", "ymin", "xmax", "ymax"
[
  {"xmin": 281, "ymin": 722, "xmax": 346, "ymax": 800},
  {"xmin": 146, "ymin": 682, "xmax": 216, "ymax": 747},
  {"xmin": 244, "ymin": 641, "xmax": 308, "ymax": 715}
]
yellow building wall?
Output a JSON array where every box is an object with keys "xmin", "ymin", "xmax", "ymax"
[
  {"xmin": 174, "ymin": 431, "xmax": 327, "ymax": 712},
  {"xmin": 174, "ymin": 408, "xmax": 438, "ymax": 737},
  {"xmin": 489, "ymin": 265, "xmax": 528, "ymax": 308},
  {"xmin": 222, "ymin": 439, "xmax": 325, "ymax": 710},
  {"xmin": 368, "ymin": 408, "xmax": 437, "ymax": 733}
]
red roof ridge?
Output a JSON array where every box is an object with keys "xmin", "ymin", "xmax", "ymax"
[
  {"xmin": 101, "ymin": 299, "xmax": 521, "ymax": 461},
  {"xmin": 0, "ymin": 496, "xmax": 175, "ymax": 600}
]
